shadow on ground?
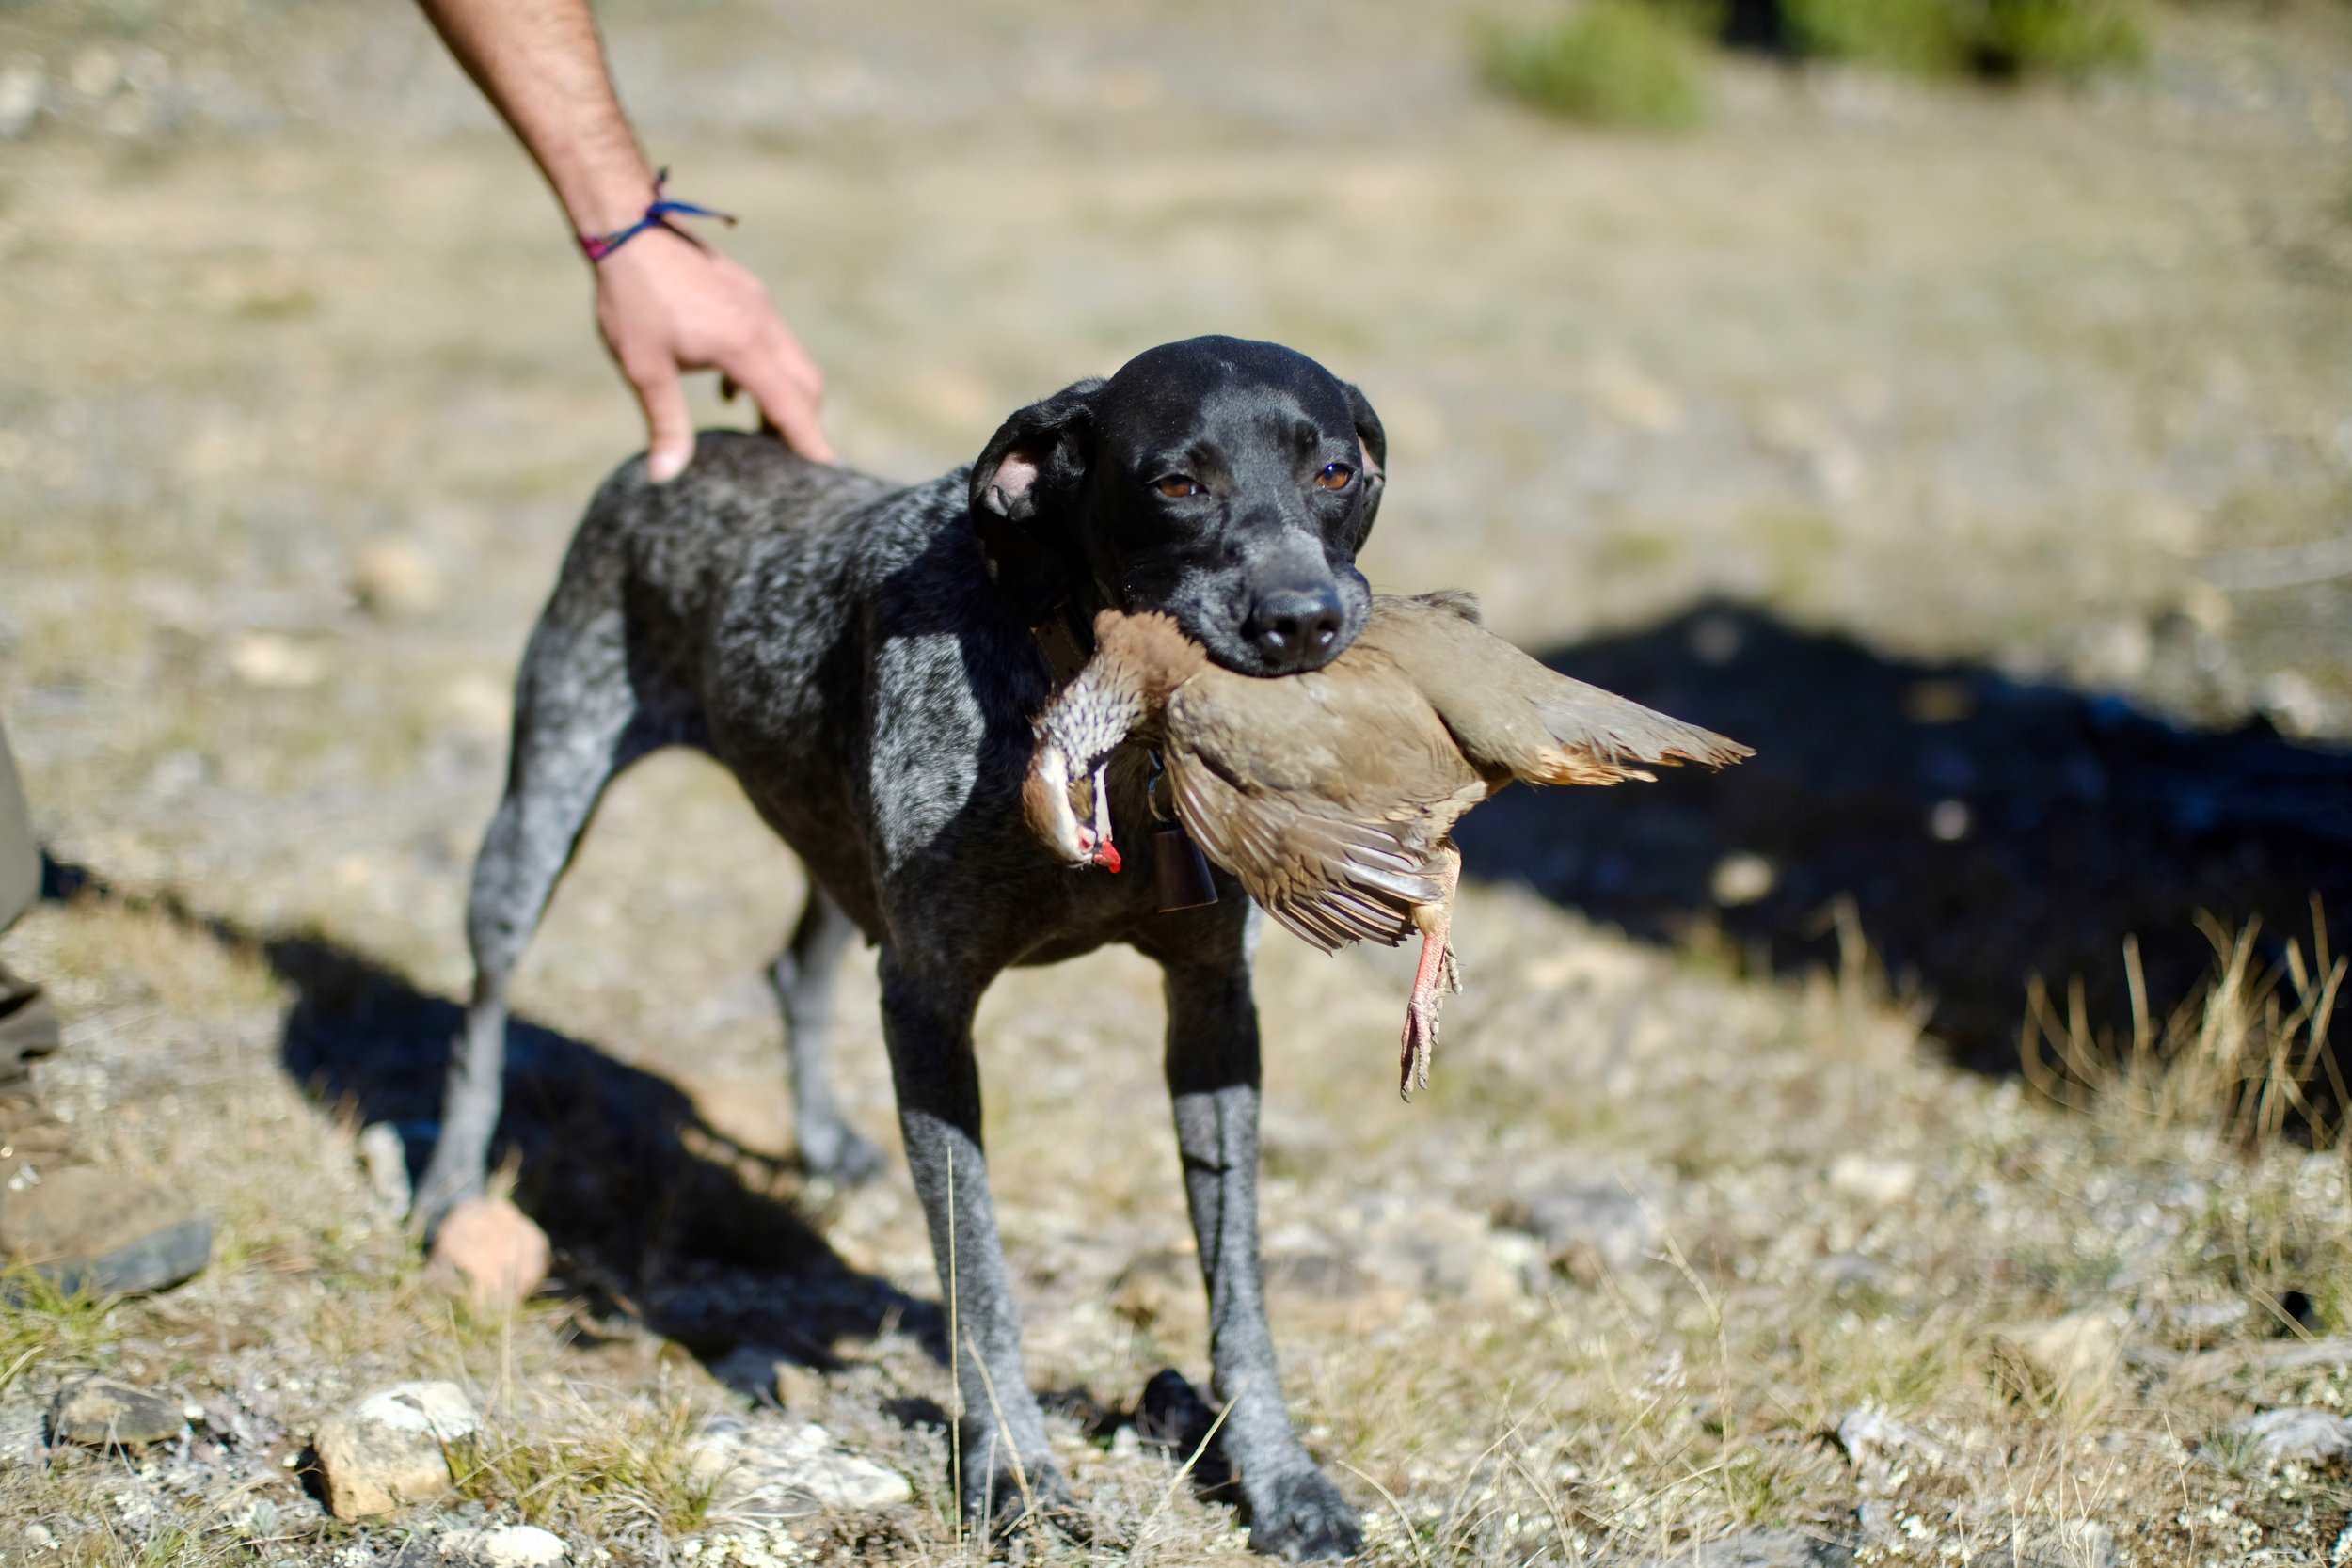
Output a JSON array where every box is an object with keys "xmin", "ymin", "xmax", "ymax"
[
  {"xmin": 41, "ymin": 856, "xmax": 936, "ymax": 1368},
  {"xmin": 277, "ymin": 936, "xmax": 943, "ymax": 1363},
  {"xmin": 1455, "ymin": 601, "xmax": 2352, "ymax": 1078}
]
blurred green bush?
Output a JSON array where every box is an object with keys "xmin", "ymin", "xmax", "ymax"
[
  {"xmin": 1788, "ymin": 0, "xmax": 2146, "ymax": 78},
  {"xmin": 1481, "ymin": 0, "xmax": 2148, "ymax": 128},
  {"xmin": 1479, "ymin": 0, "xmax": 1713, "ymax": 129}
]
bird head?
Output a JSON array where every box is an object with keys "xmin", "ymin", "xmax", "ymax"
[{"xmin": 1023, "ymin": 611, "xmax": 1203, "ymax": 870}]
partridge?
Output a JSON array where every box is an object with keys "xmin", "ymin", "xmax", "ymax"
[{"xmin": 1026, "ymin": 593, "xmax": 1751, "ymax": 1096}]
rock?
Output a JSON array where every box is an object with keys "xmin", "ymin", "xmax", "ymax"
[
  {"xmin": 66, "ymin": 45, "xmax": 118, "ymax": 98},
  {"xmin": 428, "ymin": 1196, "xmax": 550, "ymax": 1310},
  {"xmin": 0, "ymin": 65, "xmax": 42, "ymax": 140},
  {"xmin": 352, "ymin": 539, "xmax": 446, "ymax": 618},
  {"xmin": 687, "ymin": 1418, "xmax": 913, "ymax": 1517},
  {"xmin": 0, "ymin": 1165, "xmax": 214, "ymax": 1295},
  {"xmin": 357, "ymin": 1123, "xmax": 412, "ymax": 1216},
  {"xmin": 2225, "ymin": 1407, "xmax": 2352, "ymax": 1465},
  {"xmin": 0, "ymin": 1399, "xmax": 43, "ymax": 1465},
  {"xmin": 1992, "ymin": 1312, "xmax": 2125, "ymax": 1412},
  {"xmin": 313, "ymin": 1380, "xmax": 481, "ymax": 1520},
  {"xmin": 710, "ymin": 1344, "xmax": 823, "ymax": 1410},
  {"xmin": 227, "ymin": 631, "xmax": 326, "ymax": 689},
  {"xmin": 1500, "ymin": 1173, "xmax": 1659, "ymax": 1277},
  {"xmin": 1111, "ymin": 1247, "xmax": 1199, "ymax": 1326},
  {"xmin": 1642, "ymin": 1528, "xmax": 1852, "ymax": 1566},
  {"xmin": 1709, "ymin": 851, "xmax": 1775, "ymax": 907},
  {"xmin": 49, "ymin": 1375, "xmax": 185, "ymax": 1447},
  {"xmin": 1826, "ymin": 1154, "xmax": 1918, "ymax": 1208},
  {"xmin": 437, "ymin": 1524, "xmax": 568, "ymax": 1566},
  {"xmin": 2165, "ymin": 1298, "xmax": 2248, "ymax": 1346},
  {"xmin": 1352, "ymin": 1196, "xmax": 1520, "ymax": 1302},
  {"xmin": 1834, "ymin": 1406, "xmax": 1950, "ymax": 1493}
]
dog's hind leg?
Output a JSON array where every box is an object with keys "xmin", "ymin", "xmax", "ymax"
[
  {"xmin": 412, "ymin": 603, "xmax": 658, "ymax": 1232},
  {"xmin": 1154, "ymin": 934, "xmax": 1364, "ymax": 1560},
  {"xmin": 767, "ymin": 882, "xmax": 883, "ymax": 1184}
]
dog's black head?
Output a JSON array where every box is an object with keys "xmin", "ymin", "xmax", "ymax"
[{"xmin": 971, "ymin": 335, "xmax": 1386, "ymax": 676}]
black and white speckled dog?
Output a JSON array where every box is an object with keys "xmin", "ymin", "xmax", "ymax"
[{"xmin": 414, "ymin": 336, "xmax": 1387, "ymax": 1558}]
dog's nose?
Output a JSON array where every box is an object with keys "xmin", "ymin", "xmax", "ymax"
[{"xmin": 1245, "ymin": 583, "xmax": 1344, "ymax": 671}]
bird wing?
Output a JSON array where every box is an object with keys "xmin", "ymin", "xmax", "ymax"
[
  {"xmin": 1359, "ymin": 594, "xmax": 1753, "ymax": 785},
  {"xmin": 1163, "ymin": 657, "xmax": 1482, "ymax": 952}
]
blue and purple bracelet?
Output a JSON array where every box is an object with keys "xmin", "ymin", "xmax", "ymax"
[{"xmin": 577, "ymin": 168, "xmax": 736, "ymax": 262}]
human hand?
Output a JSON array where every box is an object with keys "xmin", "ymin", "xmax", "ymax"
[{"xmin": 594, "ymin": 233, "xmax": 834, "ymax": 478}]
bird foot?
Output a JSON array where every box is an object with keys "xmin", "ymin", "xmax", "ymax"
[
  {"xmin": 1397, "ymin": 929, "xmax": 1455, "ymax": 1101},
  {"xmin": 1397, "ymin": 994, "xmax": 1439, "ymax": 1100}
]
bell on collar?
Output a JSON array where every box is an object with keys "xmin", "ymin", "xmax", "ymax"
[{"xmin": 1152, "ymin": 820, "xmax": 1218, "ymax": 911}]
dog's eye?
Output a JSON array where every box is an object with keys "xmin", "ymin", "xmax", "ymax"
[
  {"xmin": 1314, "ymin": 462, "xmax": 1355, "ymax": 492},
  {"xmin": 1153, "ymin": 476, "xmax": 1202, "ymax": 499}
]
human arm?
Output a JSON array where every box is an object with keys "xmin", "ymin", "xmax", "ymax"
[{"xmin": 415, "ymin": 0, "xmax": 834, "ymax": 472}]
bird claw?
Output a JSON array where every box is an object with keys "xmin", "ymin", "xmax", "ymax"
[{"xmin": 1398, "ymin": 994, "xmax": 1438, "ymax": 1101}]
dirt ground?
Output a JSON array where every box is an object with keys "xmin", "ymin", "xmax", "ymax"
[{"xmin": 3, "ymin": 1, "xmax": 2352, "ymax": 1563}]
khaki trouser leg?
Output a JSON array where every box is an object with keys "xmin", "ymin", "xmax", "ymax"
[{"xmin": 0, "ymin": 719, "xmax": 35, "ymax": 937}]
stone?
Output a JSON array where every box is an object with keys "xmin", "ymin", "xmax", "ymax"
[
  {"xmin": 711, "ymin": 1344, "xmax": 822, "ymax": 1409},
  {"xmin": 1709, "ymin": 851, "xmax": 1775, "ymax": 907},
  {"xmin": 1500, "ymin": 1173, "xmax": 1659, "ymax": 1276},
  {"xmin": 0, "ymin": 1165, "xmax": 213, "ymax": 1296},
  {"xmin": 1826, "ymin": 1154, "xmax": 1918, "ymax": 1208},
  {"xmin": 687, "ymin": 1418, "xmax": 913, "ymax": 1517},
  {"xmin": 1834, "ymin": 1406, "xmax": 1950, "ymax": 1493},
  {"xmin": 358, "ymin": 1123, "xmax": 413, "ymax": 1216},
  {"xmin": 428, "ymin": 1196, "xmax": 550, "ymax": 1310},
  {"xmin": 1992, "ymin": 1312, "xmax": 2125, "ymax": 1412},
  {"xmin": 1640, "ymin": 1528, "xmax": 1852, "ymax": 1566},
  {"xmin": 352, "ymin": 539, "xmax": 446, "ymax": 619},
  {"xmin": 437, "ymin": 1524, "xmax": 568, "ymax": 1566},
  {"xmin": 0, "ymin": 1399, "xmax": 42, "ymax": 1465},
  {"xmin": 1110, "ymin": 1247, "xmax": 1199, "ymax": 1327},
  {"xmin": 49, "ymin": 1375, "xmax": 185, "ymax": 1447},
  {"xmin": 2225, "ymin": 1407, "xmax": 2352, "ymax": 1465},
  {"xmin": 0, "ymin": 65, "xmax": 41, "ymax": 140},
  {"xmin": 313, "ymin": 1381, "xmax": 481, "ymax": 1520},
  {"xmin": 227, "ymin": 631, "xmax": 326, "ymax": 689},
  {"xmin": 2165, "ymin": 1298, "xmax": 2248, "ymax": 1346}
]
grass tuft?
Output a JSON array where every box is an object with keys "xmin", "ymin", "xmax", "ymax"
[
  {"xmin": 1479, "ymin": 0, "xmax": 1713, "ymax": 130},
  {"xmin": 2022, "ymin": 902, "xmax": 2347, "ymax": 1150}
]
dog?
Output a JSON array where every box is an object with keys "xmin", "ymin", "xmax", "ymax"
[{"xmin": 414, "ymin": 336, "xmax": 1387, "ymax": 1559}]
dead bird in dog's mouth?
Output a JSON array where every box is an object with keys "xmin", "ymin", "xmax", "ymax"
[{"xmin": 1027, "ymin": 591, "xmax": 1751, "ymax": 1096}]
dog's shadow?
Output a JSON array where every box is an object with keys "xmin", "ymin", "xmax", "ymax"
[
  {"xmin": 1456, "ymin": 600, "xmax": 2352, "ymax": 1081},
  {"xmin": 257, "ymin": 931, "xmax": 938, "ymax": 1365}
]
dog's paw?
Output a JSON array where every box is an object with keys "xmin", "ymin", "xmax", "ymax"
[
  {"xmin": 961, "ymin": 1458, "xmax": 1088, "ymax": 1554},
  {"xmin": 798, "ymin": 1120, "xmax": 888, "ymax": 1187},
  {"xmin": 1246, "ymin": 1466, "xmax": 1362, "ymax": 1561}
]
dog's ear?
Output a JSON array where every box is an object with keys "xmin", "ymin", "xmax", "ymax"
[
  {"xmin": 972, "ymin": 378, "xmax": 1104, "ymax": 525},
  {"xmin": 1342, "ymin": 380, "xmax": 1387, "ymax": 547},
  {"xmin": 971, "ymin": 378, "xmax": 1104, "ymax": 624}
]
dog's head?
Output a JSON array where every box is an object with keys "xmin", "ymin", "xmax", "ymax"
[{"xmin": 971, "ymin": 335, "xmax": 1386, "ymax": 676}]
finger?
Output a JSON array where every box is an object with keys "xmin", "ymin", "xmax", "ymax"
[
  {"xmin": 727, "ymin": 348, "xmax": 835, "ymax": 466},
  {"xmin": 630, "ymin": 360, "xmax": 697, "ymax": 483}
]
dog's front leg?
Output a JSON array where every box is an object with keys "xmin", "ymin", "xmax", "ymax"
[
  {"xmin": 878, "ymin": 947, "xmax": 1064, "ymax": 1537},
  {"xmin": 1162, "ymin": 954, "xmax": 1364, "ymax": 1561}
]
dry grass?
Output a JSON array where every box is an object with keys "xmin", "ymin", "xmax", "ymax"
[{"xmin": 2, "ymin": 0, "xmax": 2349, "ymax": 1561}]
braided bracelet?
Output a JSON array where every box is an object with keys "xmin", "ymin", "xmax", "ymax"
[{"xmin": 578, "ymin": 168, "xmax": 737, "ymax": 262}]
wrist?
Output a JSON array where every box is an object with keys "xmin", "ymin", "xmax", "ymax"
[{"xmin": 554, "ymin": 157, "xmax": 660, "ymax": 243}]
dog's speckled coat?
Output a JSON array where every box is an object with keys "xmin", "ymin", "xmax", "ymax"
[{"xmin": 414, "ymin": 337, "xmax": 1387, "ymax": 1558}]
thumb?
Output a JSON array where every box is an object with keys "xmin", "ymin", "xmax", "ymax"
[{"xmin": 630, "ymin": 361, "xmax": 696, "ymax": 483}]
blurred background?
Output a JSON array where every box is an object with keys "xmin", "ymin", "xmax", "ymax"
[{"xmin": 3, "ymin": 0, "xmax": 2351, "ymax": 1560}]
